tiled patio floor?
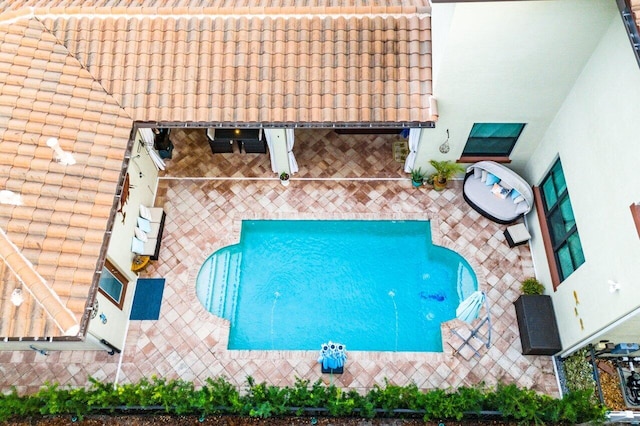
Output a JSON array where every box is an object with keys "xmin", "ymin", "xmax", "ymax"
[{"xmin": 0, "ymin": 129, "xmax": 559, "ymax": 397}]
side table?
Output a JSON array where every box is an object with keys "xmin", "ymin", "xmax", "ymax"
[
  {"xmin": 504, "ymin": 223, "xmax": 531, "ymax": 247},
  {"xmin": 131, "ymin": 255, "xmax": 150, "ymax": 273}
]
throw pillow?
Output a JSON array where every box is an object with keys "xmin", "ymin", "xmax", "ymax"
[
  {"xmin": 473, "ymin": 167, "xmax": 482, "ymax": 179},
  {"xmin": 485, "ymin": 173, "xmax": 500, "ymax": 186},
  {"xmin": 481, "ymin": 170, "xmax": 488, "ymax": 183},
  {"xmin": 510, "ymin": 189, "xmax": 522, "ymax": 200},
  {"xmin": 491, "ymin": 183, "xmax": 511, "ymax": 199},
  {"xmin": 500, "ymin": 181, "xmax": 513, "ymax": 191},
  {"xmin": 131, "ymin": 237, "xmax": 145, "ymax": 254},
  {"xmin": 134, "ymin": 227, "xmax": 148, "ymax": 242},
  {"xmin": 513, "ymin": 195, "xmax": 525, "ymax": 204},
  {"xmin": 137, "ymin": 216, "xmax": 151, "ymax": 233},
  {"xmin": 139, "ymin": 205, "xmax": 152, "ymax": 221},
  {"xmin": 515, "ymin": 201, "xmax": 529, "ymax": 214}
]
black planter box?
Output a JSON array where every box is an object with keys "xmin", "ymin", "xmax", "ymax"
[{"xmin": 514, "ymin": 295, "xmax": 562, "ymax": 355}]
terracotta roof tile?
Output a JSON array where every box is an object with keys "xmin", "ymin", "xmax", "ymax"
[
  {"xmin": 632, "ymin": 0, "xmax": 640, "ymax": 36},
  {"xmin": 0, "ymin": 18, "xmax": 132, "ymax": 338},
  {"xmin": 37, "ymin": 9, "xmax": 432, "ymax": 126},
  {"xmin": 1, "ymin": 1, "xmax": 433, "ymax": 337}
]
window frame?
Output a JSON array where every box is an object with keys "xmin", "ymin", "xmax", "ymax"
[
  {"xmin": 98, "ymin": 259, "xmax": 128, "ymax": 310},
  {"xmin": 534, "ymin": 159, "xmax": 585, "ymax": 289},
  {"xmin": 458, "ymin": 123, "xmax": 525, "ymax": 162}
]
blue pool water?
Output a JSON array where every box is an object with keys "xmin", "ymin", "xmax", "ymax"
[{"xmin": 196, "ymin": 220, "xmax": 477, "ymax": 352}]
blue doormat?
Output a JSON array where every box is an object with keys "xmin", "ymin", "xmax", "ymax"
[{"xmin": 130, "ymin": 278, "xmax": 165, "ymax": 320}]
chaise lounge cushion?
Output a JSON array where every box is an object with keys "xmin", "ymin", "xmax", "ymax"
[
  {"xmin": 132, "ymin": 205, "xmax": 167, "ymax": 261},
  {"xmin": 463, "ymin": 161, "xmax": 533, "ymax": 224}
]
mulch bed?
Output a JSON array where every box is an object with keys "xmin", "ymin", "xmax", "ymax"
[{"xmin": 598, "ymin": 359, "xmax": 628, "ymax": 411}]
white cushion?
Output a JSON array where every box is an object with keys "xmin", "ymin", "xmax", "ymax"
[
  {"xmin": 147, "ymin": 207, "xmax": 164, "ymax": 223},
  {"xmin": 473, "ymin": 167, "xmax": 482, "ymax": 179},
  {"xmin": 143, "ymin": 238, "xmax": 158, "ymax": 255},
  {"xmin": 137, "ymin": 217, "xmax": 151, "ymax": 233},
  {"xmin": 481, "ymin": 170, "xmax": 488, "ymax": 183},
  {"xmin": 139, "ymin": 205, "xmax": 152, "ymax": 221},
  {"xmin": 134, "ymin": 227, "xmax": 148, "ymax": 242},
  {"xmin": 506, "ymin": 223, "xmax": 531, "ymax": 242},
  {"xmin": 515, "ymin": 201, "xmax": 529, "ymax": 215},
  {"xmin": 513, "ymin": 195, "xmax": 525, "ymax": 204},
  {"xmin": 131, "ymin": 237, "xmax": 145, "ymax": 254}
]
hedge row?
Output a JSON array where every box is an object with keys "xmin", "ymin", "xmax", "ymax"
[{"xmin": 0, "ymin": 376, "xmax": 607, "ymax": 424}]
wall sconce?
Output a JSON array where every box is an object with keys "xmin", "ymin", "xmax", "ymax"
[
  {"xmin": 608, "ymin": 280, "xmax": 621, "ymax": 293},
  {"xmin": 439, "ymin": 129, "xmax": 450, "ymax": 154},
  {"xmin": 46, "ymin": 137, "xmax": 76, "ymax": 166}
]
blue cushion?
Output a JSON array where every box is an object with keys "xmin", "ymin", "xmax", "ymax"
[
  {"xmin": 485, "ymin": 173, "xmax": 500, "ymax": 186},
  {"xmin": 511, "ymin": 189, "xmax": 521, "ymax": 200},
  {"xmin": 131, "ymin": 237, "xmax": 145, "ymax": 254},
  {"xmin": 137, "ymin": 217, "xmax": 151, "ymax": 233}
]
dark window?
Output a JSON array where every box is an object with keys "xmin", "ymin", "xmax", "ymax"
[
  {"xmin": 540, "ymin": 159, "xmax": 585, "ymax": 282},
  {"xmin": 98, "ymin": 260, "xmax": 128, "ymax": 310},
  {"xmin": 462, "ymin": 123, "xmax": 525, "ymax": 157}
]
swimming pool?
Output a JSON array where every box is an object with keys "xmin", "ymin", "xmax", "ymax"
[{"xmin": 196, "ymin": 220, "xmax": 477, "ymax": 352}]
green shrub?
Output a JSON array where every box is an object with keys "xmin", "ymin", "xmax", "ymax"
[
  {"xmin": 0, "ymin": 375, "xmax": 607, "ymax": 424},
  {"xmin": 521, "ymin": 277, "xmax": 545, "ymax": 295}
]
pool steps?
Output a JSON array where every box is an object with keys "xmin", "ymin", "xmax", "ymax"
[{"xmin": 196, "ymin": 248, "xmax": 242, "ymax": 322}]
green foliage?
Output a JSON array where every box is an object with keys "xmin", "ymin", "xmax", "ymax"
[
  {"xmin": 245, "ymin": 376, "xmax": 290, "ymax": 417},
  {"xmin": 521, "ymin": 277, "xmax": 545, "ymax": 295},
  {"xmin": 0, "ymin": 375, "xmax": 607, "ymax": 424},
  {"xmin": 563, "ymin": 348, "xmax": 599, "ymax": 405},
  {"xmin": 488, "ymin": 383, "xmax": 545, "ymax": 423},
  {"xmin": 429, "ymin": 160, "xmax": 465, "ymax": 182},
  {"xmin": 410, "ymin": 168, "xmax": 424, "ymax": 182}
]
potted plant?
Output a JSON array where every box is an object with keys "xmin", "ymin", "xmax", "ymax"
[
  {"xmin": 514, "ymin": 276, "xmax": 561, "ymax": 355},
  {"xmin": 279, "ymin": 171, "xmax": 290, "ymax": 187},
  {"xmin": 520, "ymin": 277, "xmax": 545, "ymax": 295},
  {"xmin": 410, "ymin": 168, "xmax": 424, "ymax": 187},
  {"xmin": 429, "ymin": 160, "xmax": 465, "ymax": 191}
]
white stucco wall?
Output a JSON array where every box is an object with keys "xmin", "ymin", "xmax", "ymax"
[
  {"xmin": 88, "ymin": 129, "xmax": 160, "ymax": 350},
  {"xmin": 426, "ymin": 0, "xmax": 614, "ymax": 173},
  {"xmin": 525, "ymin": 14, "xmax": 640, "ymax": 353}
]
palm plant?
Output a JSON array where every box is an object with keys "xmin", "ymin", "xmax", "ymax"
[{"xmin": 429, "ymin": 160, "xmax": 465, "ymax": 191}]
